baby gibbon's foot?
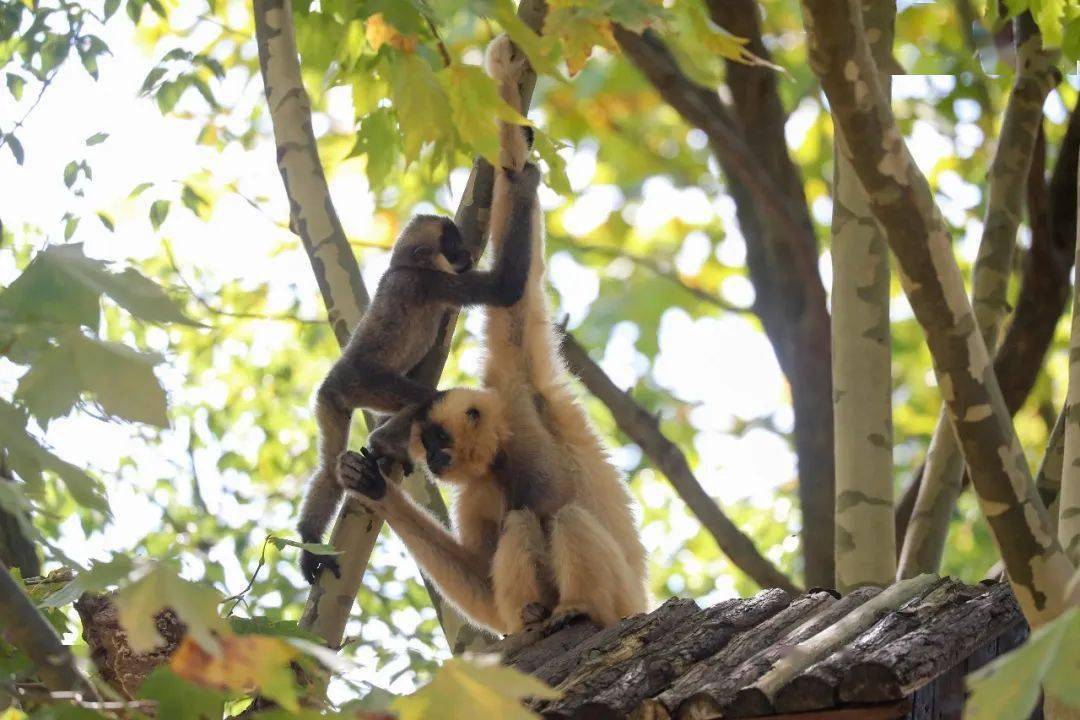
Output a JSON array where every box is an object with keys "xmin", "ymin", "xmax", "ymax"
[
  {"xmin": 338, "ymin": 449, "xmax": 387, "ymax": 500},
  {"xmin": 300, "ymin": 549, "xmax": 341, "ymax": 585},
  {"xmin": 543, "ymin": 607, "xmax": 591, "ymax": 635},
  {"xmin": 520, "ymin": 601, "xmax": 552, "ymax": 626}
]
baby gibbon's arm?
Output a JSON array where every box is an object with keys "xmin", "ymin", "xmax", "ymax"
[{"xmin": 338, "ymin": 450, "xmax": 503, "ymax": 631}]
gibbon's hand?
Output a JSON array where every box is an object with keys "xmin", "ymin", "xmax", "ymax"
[
  {"xmin": 367, "ymin": 413, "xmax": 416, "ymax": 476},
  {"xmin": 300, "ymin": 547, "xmax": 341, "ymax": 585},
  {"xmin": 339, "ymin": 448, "xmax": 388, "ymax": 501}
]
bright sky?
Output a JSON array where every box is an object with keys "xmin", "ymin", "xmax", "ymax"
[{"xmin": 3, "ymin": 5, "xmax": 1078, "ymax": 697}]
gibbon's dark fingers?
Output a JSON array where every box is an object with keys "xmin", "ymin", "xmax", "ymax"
[
  {"xmin": 339, "ymin": 448, "xmax": 388, "ymax": 501},
  {"xmin": 300, "ymin": 545, "xmax": 341, "ymax": 585}
]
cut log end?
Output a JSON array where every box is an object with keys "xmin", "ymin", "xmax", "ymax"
[
  {"xmin": 773, "ymin": 674, "xmax": 836, "ymax": 713},
  {"xmin": 841, "ymin": 663, "xmax": 903, "ymax": 703},
  {"xmin": 724, "ymin": 686, "xmax": 773, "ymax": 718}
]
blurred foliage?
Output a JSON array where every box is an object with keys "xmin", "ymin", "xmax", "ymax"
[{"xmin": 0, "ymin": 0, "xmax": 1078, "ymax": 716}]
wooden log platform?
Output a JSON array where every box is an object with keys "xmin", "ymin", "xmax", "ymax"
[{"xmin": 496, "ymin": 577, "xmax": 1026, "ymax": 720}]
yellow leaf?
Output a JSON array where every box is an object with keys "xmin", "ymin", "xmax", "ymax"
[
  {"xmin": 392, "ymin": 656, "xmax": 558, "ymax": 720},
  {"xmin": 171, "ymin": 633, "xmax": 300, "ymax": 711},
  {"xmin": 438, "ymin": 64, "xmax": 531, "ymax": 166},
  {"xmin": 365, "ymin": 13, "xmax": 417, "ymax": 53}
]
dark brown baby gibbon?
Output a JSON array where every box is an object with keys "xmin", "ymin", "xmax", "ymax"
[
  {"xmin": 297, "ymin": 197, "xmax": 536, "ymax": 584},
  {"xmin": 339, "ymin": 35, "xmax": 648, "ymax": 637}
]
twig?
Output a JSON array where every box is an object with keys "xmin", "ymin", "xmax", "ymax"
[
  {"xmin": 565, "ymin": 239, "xmax": 753, "ymax": 314},
  {"xmin": 558, "ymin": 331, "xmax": 799, "ymax": 593},
  {"xmin": 223, "ymin": 535, "xmax": 272, "ymax": 614},
  {"xmin": 0, "ymin": 560, "xmax": 99, "ymax": 699}
]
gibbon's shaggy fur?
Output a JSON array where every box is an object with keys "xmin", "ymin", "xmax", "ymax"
[
  {"xmin": 340, "ymin": 35, "xmax": 648, "ymax": 636},
  {"xmin": 297, "ymin": 202, "xmax": 535, "ymax": 585}
]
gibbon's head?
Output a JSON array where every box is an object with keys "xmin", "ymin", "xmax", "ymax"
[
  {"xmin": 409, "ymin": 388, "xmax": 507, "ymax": 483},
  {"xmin": 391, "ymin": 215, "xmax": 474, "ymax": 273}
]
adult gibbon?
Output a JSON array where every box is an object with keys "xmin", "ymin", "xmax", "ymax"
[
  {"xmin": 297, "ymin": 206, "xmax": 535, "ymax": 585},
  {"xmin": 340, "ymin": 35, "xmax": 648, "ymax": 635}
]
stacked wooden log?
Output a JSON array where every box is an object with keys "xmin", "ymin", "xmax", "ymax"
[{"xmin": 499, "ymin": 576, "xmax": 1025, "ymax": 719}]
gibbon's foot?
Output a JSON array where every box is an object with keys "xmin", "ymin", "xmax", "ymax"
[
  {"xmin": 496, "ymin": 621, "xmax": 546, "ymax": 656},
  {"xmin": 520, "ymin": 601, "xmax": 552, "ymax": 626},
  {"xmin": 367, "ymin": 415, "xmax": 416, "ymax": 475},
  {"xmin": 338, "ymin": 449, "xmax": 388, "ymax": 500},
  {"xmin": 543, "ymin": 607, "xmax": 591, "ymax": 635},
  {"xmin": 300, "ymin": 549, "xmax": 341, "ymax": 585}
]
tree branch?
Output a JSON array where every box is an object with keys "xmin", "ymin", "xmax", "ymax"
[
  {"xmin": 558, "ymin": 331, "xmax": 798, "ymax": 594},
  {"xmin": 613, "ymin": 19, "xmax": 835, "ymax": 587},
  {"xmin": 0, "ymin": 561, "xmax": 98, "ymax": 699},
  {"xmin": 898, "ymin": 16, "xmax": 1057, "ymax": 579},
  {"xmin": 894, "ymin": 87, "xmax": 1080, "ymax": 548},
  {"xmin": 800, "ymin": 0, "xmax": 1074, "ymax": 625}
]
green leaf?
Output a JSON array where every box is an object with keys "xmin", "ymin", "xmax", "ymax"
[
  {"xmin": 64, "ymin": 215, "xmax": 79, "ymax": 240},
  {"xmin": 532, "ymin": 132, "xmax": 570, "ymax": 196},
  {"xmin": 114, "ymin": 563, "xmax": 227, "ymax": 654},
  {"xmin": 39, "ymin": 556, "xmax": 136, "ymax": 608},
  {"xmin": 1033, "ymin": 0, "xmax": 1065, "ymax": 46},
  {"xmin": 63, "ymin": 161, "xmax": 79, "ymax": 188},
  {"xmin": 126, "ymin": 0, "xmax": 144, "ymax": 24},
  {"xmin": 388, "ymin": 53, "xmax": 450, "ymax": 163},
  {"xmin": 0, "ymin": 247, "xmax": 101, "ymax": 329},
  {"xmin": 85, "ymin": 132, "xmax": 108, "ymax": 146},
  {"xmin": 966, "ymin": 608, "xmax": 1080, "ymax": 719},
  {"xmin": 180, "ymin": 185, "xmax": 208, "ymax": 217},
  {"xmin": 97, "ymin": 212, "xmax": 115, "ymax": 231},
  {"xmin": 75, "ymin": 336, "xmax": 169, "ymax": 427},
  {"xmin": 138, "ymin": 667, "xmax": 228, "ymax": 720},
  {"xmin": 269, "ymin": 536, "xmax": 341, "ymax": 556},
  {"xmin": 392, "ymin": 656, "xmax": 559, "ymax": 720},
  {"xmin": 348, "ymin": 108, "xmax": 399, "ymax": 190},
  {"xmin": 6, "ymin": 73, "xmax": 24, "ymax": 101},
  {"xmin": 129, "ymin": 181, "xmax": 154, "ymax": 198},
  {"xmin": 5, "ymin": 134, "xmax": 24, "ymax": 165},
  {"xmin": 103, "ymin": 0, "xmax": 121, "ymax": 19},
  {"xmin": 91, "ymin": 267, "xmax": 196, "ymax": 325},
  {"xmin": 438, "ymin": 64, "xmax": 530, "ymax": 166},
  {"xmin": 149, "ymin": 199, "xmax": 170, "ymax": 229},
  {"xmin": 16, "ymin": 340, "xmax": 83, "ymax": 424}
]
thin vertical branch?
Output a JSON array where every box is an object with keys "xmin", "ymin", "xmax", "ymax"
[{"xmin": 1059, "ymin": 144, "xmax": 1080, "ymax": 564}]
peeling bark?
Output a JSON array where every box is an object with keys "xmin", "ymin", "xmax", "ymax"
[
  {"xmin": 560, "ymin": 332, "xmax": 797, "ymax": 593},
  {"xmin": 613, "ymin": 23, "xmax": 835, "ymax": 588},
  {"xmin": 830, "ymin": 0, "xmax": 897, "ymax": 593},
  {"xmin": 799, "ymin": 0, "xmax": 1075, "ymax": 627},
  {"xmin": 898, "ymin": 18, "xmax": 1057, "ymax": 580}
]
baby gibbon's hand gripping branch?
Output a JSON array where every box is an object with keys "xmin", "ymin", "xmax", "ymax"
[
  {"xmin": 344, "ymin": 35, "xmax": 648, "ymax": 636},
  {"xmin": 297, "ymin": 182, "xmax": 538, "ymax": 585}
]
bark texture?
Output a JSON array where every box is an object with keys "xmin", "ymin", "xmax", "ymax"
[
  {"xmin": 799, "ymin": 0, "xmax": 1075, "ymax": 627},
  {"xmin": 898, "ymin": 18, "xmax": 1057, "ymax": 580},
  {"xmin": 839, "ymin": 581, "xmax": 1023, "ymax": 703},
  {"xmin": 0, "ymin": 561, "xmax": 98, "ymax": 698},
  {"xmin": 614, "ymin": 21, "xmax": 835, "ymax": 588},
  {"xmin": 75, "ymin": 592, "xmax": 183, "ymax": 700},
  {"xmin": 830, "ymin": 0, "xmax": 896, "ymax": 592},
  {"xmin": 560, "ymin": 332, "xmax": 797, "ymax": 593},
  {"xmin": 726, "ymin": 574, "xmax": 937, "ymax": 716},
  {"xmin": 1060, "ymin": 145, "xmax": 1080, "ymax": 564}
]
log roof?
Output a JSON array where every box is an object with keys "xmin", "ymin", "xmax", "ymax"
[{"xmin": 500, "ymin": 576, "xmax": 1025, "ymax": 720}]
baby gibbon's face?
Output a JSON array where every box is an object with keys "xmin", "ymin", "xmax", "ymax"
[{"xmin": 409, "ymin": 388, "xmax": 506, "ymax": 483}]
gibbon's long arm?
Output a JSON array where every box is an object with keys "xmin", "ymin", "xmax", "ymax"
[
  {"xmin": 424, "ymin": 165, "xmax": 540, "ymax": 308},
  {"xmin": 339, "ymin": 450, "xmax": 503, "ymax": 630}
]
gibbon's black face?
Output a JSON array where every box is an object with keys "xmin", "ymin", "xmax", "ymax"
[
  {"xmin": 438, "ymin": 218, "xmax": 473, "ymax": 273},
  {"xmin": 419, "ymin": 420, "xmax": 454, "ymax": 476}
]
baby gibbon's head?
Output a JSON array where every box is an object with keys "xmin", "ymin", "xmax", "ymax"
[
  {"xmin": 409, "ymin": 388, "xmax": 507, "ymax": 483},
  {"xmin": 391, "ymin": 215, "xmax": 474, "ymax": 273}
]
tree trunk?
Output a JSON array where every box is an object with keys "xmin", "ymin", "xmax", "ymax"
[
  {"xmin": 830, "ymin": 0, "xmax": 896, "ymax": 592},
  {"xmin": 799, "ymin": 0, "xmax": 1075, "ymax": 626},
  {"xmin": 898, "ymin": 18, "xmax": 1057, "ymax": 579},
  {"xmin": 1059, "ymin": 145, "xmax": 1080, "ymax": 564}
]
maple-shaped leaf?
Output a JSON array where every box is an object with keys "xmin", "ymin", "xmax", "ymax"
[{"xmin": 439, "ymin": 64, "xmax": 532, "ymax": 166}]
